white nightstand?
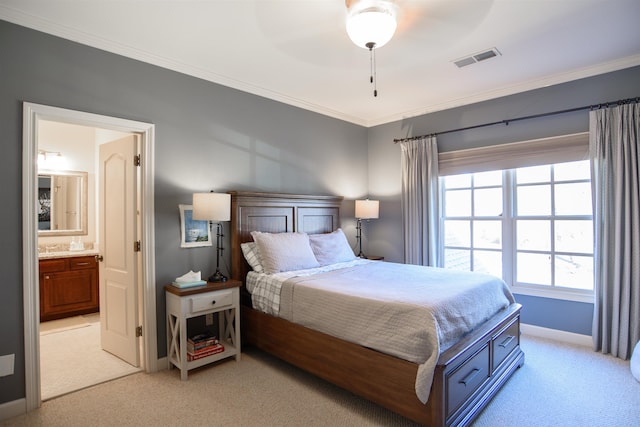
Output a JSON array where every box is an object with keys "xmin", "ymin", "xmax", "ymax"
[{"xmin": 165, "ymin": 279, "xmax": 241, "ymax": 380}]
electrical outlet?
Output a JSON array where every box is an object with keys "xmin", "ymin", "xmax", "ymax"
[
  {"xmin": 205, "ymin": 313, "xmax": 213, "ymax": 325},
  {"xmin": 0, "ymin": 354, "xmax": 15, "ymax": 377}
]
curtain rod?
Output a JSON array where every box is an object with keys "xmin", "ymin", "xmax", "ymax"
[{"xmin": 393, "ymin": 96, "xmax": 640, "ymax": 143}]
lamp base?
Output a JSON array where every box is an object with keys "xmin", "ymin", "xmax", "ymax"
[{"xmin": 207, "ymin": 270, "xmax": 227, "ymax": 283}]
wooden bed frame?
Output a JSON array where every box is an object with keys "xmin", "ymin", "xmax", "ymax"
[{"xmin": 229, "ymin": 191, "xmax": 524, "ymax": 427}]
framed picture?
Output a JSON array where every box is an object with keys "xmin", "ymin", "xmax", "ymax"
[{"xmin": 179, "ymin": 204, "xmax": 212, "ymax": 248}]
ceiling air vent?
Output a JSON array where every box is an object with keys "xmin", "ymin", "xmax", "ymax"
[{"xmin": 453, "ymin": 48, "xmax": 501, "ymax": 68}]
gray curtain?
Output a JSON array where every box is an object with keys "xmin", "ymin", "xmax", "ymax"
[
  {"xmin": 400, "ymin": 137, "xmax": 440, "ymax": 266},
  {"xmin": 590, "ymin": 102, "xmax": 640, "ymax": 359}
]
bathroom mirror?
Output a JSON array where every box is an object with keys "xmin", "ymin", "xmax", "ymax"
[{"xmin": 38, "ymin": 170, "xmax": 88, "ymax": 236}]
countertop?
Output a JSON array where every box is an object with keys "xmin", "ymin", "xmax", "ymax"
[{"xmin": 38, "ymin": 249, "xmax": 100, "ymax": 260}]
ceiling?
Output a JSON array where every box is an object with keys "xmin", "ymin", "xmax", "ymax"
[{"xmin": 2, "ymin": 0, "xmax": 640, "ymax": 127}]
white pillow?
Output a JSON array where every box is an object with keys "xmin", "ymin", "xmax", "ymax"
[
  {"xmin": 309, "ymin": 228, "xmax": 356, "ymax": 266},
  {"xmin": 250, "ymin": 231, "xmax": 320, "ymax": 274},
  {"xmin": 240, "ymin": 242, "xmax": 264, "ymax": 273}
]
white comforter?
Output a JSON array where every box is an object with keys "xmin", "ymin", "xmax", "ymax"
[{"xmin": 247, "ymin": 260, "xmax": 515, "ymax": 403}]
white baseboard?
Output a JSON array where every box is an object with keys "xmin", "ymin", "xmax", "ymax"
[
  {"xmin": 521, "ymin": 323, "xmax": 592, "ymax": 348},
  {"xmin": 0, "ymin": 398, "xmax": 26, "ymax": 422}
]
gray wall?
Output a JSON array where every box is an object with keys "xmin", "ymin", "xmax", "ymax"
[
  {"xmin": 366, "ymin": 65, "xmax": 640, "ymax": 335},
  {"xmin": 2, "ymin": 17, "xmax": 639, "ymax": 408},
  {"xmin": 0, "ymin": 20, "xmax": 367, "ymax": 404}
]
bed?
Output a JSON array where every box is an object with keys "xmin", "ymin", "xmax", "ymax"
[{"xmin": 229, "ymin": 191, "xmax": 524, "ymax": 427}]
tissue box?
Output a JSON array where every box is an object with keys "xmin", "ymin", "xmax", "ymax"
[{"xmin": 171, "ymin": 280, "xmax": 206, "ymax": 289}]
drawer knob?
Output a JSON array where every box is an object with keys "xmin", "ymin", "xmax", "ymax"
[
  {"xmin": 211, "ymin": 300, "xmax": 216, "ymax": 305},
  {"xmin": 498, "ymin": 335, "xmax": 515, "ymax": 348}
]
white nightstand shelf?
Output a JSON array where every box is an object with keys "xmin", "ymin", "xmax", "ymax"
[{"xmin": 165, "ymin": 279, "xmax": 241, "ymax": 380}]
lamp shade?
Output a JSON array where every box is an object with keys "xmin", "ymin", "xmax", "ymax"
[
  {"xmin": 355, "ymin": 199, "xmax": 379, "ymax": 219},
  {"xmin": 192, "ymin": 192, "xmax": 230, "ymax": 222},
  {"xmin": 346, "ymin": 0, "xmax": 397, "ymax": 49}
]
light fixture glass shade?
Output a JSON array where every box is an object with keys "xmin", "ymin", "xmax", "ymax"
[
  {"xmin": 346, "ymin": 1, "xmax": 397, "ymax": 49},
  {"xmin": 192, "ymin": 192, "xmax": 230, "ymax": 222},
  {"xmin": 355, "ymin": 199, "xmax": 379, "ymax": 219}
]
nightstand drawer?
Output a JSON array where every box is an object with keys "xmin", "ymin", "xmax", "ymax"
[{"xmin": 190, "ymin": 289, "xmax": 233, "ymax": 314}]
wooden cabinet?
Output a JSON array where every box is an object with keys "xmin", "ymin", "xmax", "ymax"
[{"xmin": 39, "ymin": 255, "xmax": 99, "ymax": 321}]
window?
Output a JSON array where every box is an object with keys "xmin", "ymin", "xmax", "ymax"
[
  {"xmin": 441, "ymin": 159, "xmax": 594, "ymax": 301},
  {"xmin": 514, "ymin": 162, "xmax": 593, "ymax": 292},
  {"xmin": 442, "ymin": 170, "xmax": 504, "ymax": 277}
]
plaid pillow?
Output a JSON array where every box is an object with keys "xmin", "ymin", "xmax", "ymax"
[{"xmin": 241, "ymin": 242, "xmax": 264, "ymax": 273}]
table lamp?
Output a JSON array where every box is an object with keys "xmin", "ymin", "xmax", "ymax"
[
  {"xmin": 355, "ymin": 199, "xmax": 379, "ymax": 258},
  {"xmin": 192, "ymin": 192, "xmax": 231, "ymax": 282}
]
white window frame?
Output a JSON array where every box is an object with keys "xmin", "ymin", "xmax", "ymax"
[{"xmin": 438, "ymin": 133, "xmax": 593, "ymax": 303}]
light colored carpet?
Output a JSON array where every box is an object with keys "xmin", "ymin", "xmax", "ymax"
[
  {"xmin": 40, "ymin": 315, "xmax": 141, "ymax": 401},
  {"xmin": 472, "ymin": 335, "xmax": 640, "ymax": 427},
  {"xmin": 5, "ymin": 335, "xmax": 639, "ymax": 426},
  {"xmin": 39, "ymin": 316, "xmax": 91, "ymax": 335}
]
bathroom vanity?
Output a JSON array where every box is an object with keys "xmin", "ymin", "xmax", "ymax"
[
  {"xmin": 37, "ymin": 168, "xmax": 99, "ymax": 321},
  {"xmin": 39, "ymin": 254, "xmax": 99, "ymax": 322}
]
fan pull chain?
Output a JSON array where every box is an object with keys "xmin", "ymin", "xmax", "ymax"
[{"xmin": 366, "ymin": 42, "xmax": 378, "ymax": 97}]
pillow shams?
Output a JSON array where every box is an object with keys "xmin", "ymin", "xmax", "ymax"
[
  {"xmin": 240, "ymin": 242, "xmax": 264, "ymax": 273},
  {"xmin": 308, "ymin": 228, "xmax": 356, "ymax": 266},
  {"xmin": 250, "ymin": 231, "xmax": 320, "ymax": 274}
]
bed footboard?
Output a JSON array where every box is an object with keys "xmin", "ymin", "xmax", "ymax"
[{"xmin": 242, "ymin": 302, "xmax": 524, "ymax": 427}]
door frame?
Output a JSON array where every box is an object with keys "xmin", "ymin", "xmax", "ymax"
[{"xmin": 22, "ymin": 102, "xmax": 157, "ymax": 411}]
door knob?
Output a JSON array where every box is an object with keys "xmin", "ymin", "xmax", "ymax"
[{"xmin": 96, "ymin": 255, "xmax": 104, "ymax": 262}]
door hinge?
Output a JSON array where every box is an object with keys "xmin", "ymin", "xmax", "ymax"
[
  {"xmin": 136, "ymin": 325, "xmax": 143, "ymax": 337},
  {"xmin": 134, "ymin": 240, "xmax": 141, "ymax": 252},
  {"xmin": 134, "ymin": 154, "xmax": 141, "ymax": 167}
]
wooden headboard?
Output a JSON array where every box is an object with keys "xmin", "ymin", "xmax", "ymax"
[{"xmin": 229, "ymin": 191, "xmax": 343, "ymax": 284}]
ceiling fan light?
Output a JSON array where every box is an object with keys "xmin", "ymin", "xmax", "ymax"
[{"xmin": 346, "ymin": 1, "xmax": 397, "ymax": 49}]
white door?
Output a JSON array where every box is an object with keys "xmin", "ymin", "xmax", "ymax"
[{"xmin": 99, "ymin": 135, "xmax": 140, "ymax": 366}]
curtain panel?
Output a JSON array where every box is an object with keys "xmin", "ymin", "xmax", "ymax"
[
  {"xmin": 590, "ymin": 102, "xmax": 640, "ymax": 360},
  {"xmin": 400, "ymin": 137, "xmax": 440, "ymax": 266}
]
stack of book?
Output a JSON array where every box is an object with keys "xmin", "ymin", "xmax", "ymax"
[{"xmin": 186, "ymin": 333, "xmax": 224, "ymax": 361}]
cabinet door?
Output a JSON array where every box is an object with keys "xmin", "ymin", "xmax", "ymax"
[{"xmin": 41, "ymin": 269, "xmax": 99, "ymax": 321}]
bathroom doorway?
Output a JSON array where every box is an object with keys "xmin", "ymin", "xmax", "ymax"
[
  {"xmin": 23, "ymin": 103, "xmax": 158, "ymax": 411},
  {"xmin": 36, "ymin": 122, "xmax": 140, "ymax": 400}
]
